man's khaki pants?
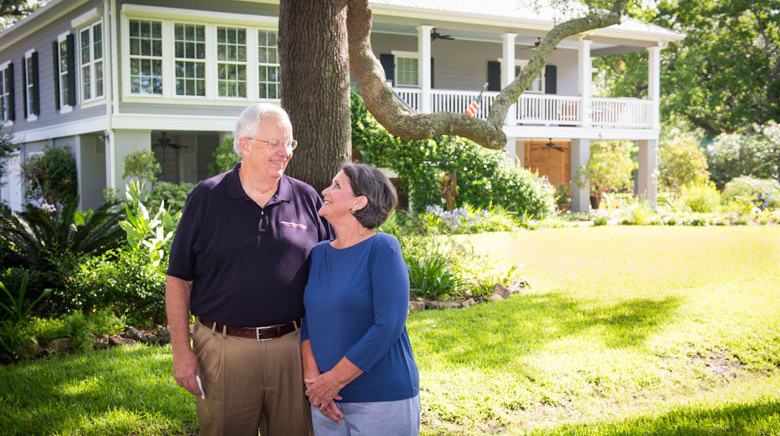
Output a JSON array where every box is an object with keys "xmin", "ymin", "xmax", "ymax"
[{"xmin": 192, "ymin": 321, "xmax": 313, "ymax": 436}]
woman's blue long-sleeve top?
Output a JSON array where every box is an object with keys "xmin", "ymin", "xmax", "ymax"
[{"xmin": 301, "ymin": 232, "xmax": 419, "ymax": 403}]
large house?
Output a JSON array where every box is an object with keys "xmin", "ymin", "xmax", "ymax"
[{"xmin": 0, "ymin": 0, "xmax": 683, "ymax": 212}]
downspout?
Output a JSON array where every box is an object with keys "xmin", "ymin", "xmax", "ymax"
[{"xmin": 105, "ymin": 0, "xmax": 119, "ymax": 191}]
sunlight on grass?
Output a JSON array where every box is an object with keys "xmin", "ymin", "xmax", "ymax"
[{"xmin": 411, "ymin": 226, "xmax": 780, "ymax": 435}]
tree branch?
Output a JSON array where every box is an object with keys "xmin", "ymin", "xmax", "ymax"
[{"xmin": 348, "ymin": 0, "xmax": 628, "ymax": 150}]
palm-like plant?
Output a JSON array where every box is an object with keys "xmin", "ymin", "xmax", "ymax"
[{"xmin": 0, "ymin": 196, "xmax": 124, "ymax": 272}]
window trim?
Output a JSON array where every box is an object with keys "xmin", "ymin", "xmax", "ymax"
[
  {"xmin": 513, "ymin": 59, "xmax": 545, "ymax": 94},
  {"xmin": 121, "ymin": 7, "xmax": 278, "ymax": 105},
  {"xmin": 78, "ymin": 20, "xmax": 106, "ymax": 105}
]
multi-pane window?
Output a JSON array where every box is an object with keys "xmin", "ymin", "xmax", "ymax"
[
  {"xmin": 174, "ymin": 24, "xmax": 206, "ymax": 96},
  {"xmin": 217, "ymin": 27, "xmax": 246, "ymax": 98},
  {"xmin": 58, "ymin": 37, "xmax": 71, "ymax": 108},
  {"xmin": 80, "ymin": 21, "xmax": 104, "ymax": 101},
  {"xmin": 24, "ymin": 51, "xmax": 38, "ymax": 118},
  {"xmin": 396, "ymin": 56, "xmax": 419, "ymax": 87},
  {"xmin": 258, "ymin": 30, "xmax": 279, "ymax": 99},
  {"xmin": 129, "ymin": 20, "xmax": 162, "ymax": 95},
  {"xmin": 0, "ymin": 65, "xmax": 10, "ymax": 122}
]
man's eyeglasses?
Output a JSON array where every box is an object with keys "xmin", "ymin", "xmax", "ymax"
[{"xmin": 245, "ymin": 138, "xmax": 298, "ymax": 151}]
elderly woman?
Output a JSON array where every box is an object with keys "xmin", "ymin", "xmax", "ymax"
[{"xmin": 300, "ymin": 163, "xmax": 420, "ymax": 435}]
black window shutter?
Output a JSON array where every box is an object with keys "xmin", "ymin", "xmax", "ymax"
[
  {"xmin": 430, "ymin": 57, "xmax": 434, "ymax": 88},
  {"xmin": 52, "ymin": 41, "xmax": 60, "ymax": 110},
  {"xmin": 487, "ymin": 61, "xmax": 501, "ymax": 91},
  {"xmin": 66, "ymin": 33, "xmax": 76, "ymax": 106},
  {"xmin": 31, "ymin": 51, "xmax": 39, "ymax": 115},
  {"xmin": 21, "ymin": 57, "xmax": 27, "ymax": 118},
  {"xmin": 545, "ymin": 65, "xmax": 557, "ymax": 95},
  {"xmin": 7, "ymin": 63, "xmax": 14, "ymax": 121},
  {"xmin": 379, "ymin": 54, "xmax": 394, "ymax": 85}
]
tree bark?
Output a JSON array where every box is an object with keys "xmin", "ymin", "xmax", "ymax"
[{"xmin": 279, "ymin": 0, "xmax": 351, "ymax": 193}]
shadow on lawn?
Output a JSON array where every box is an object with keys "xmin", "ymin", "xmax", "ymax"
[
  {"xmin": 545, "ymin": 398, "xmax": 780, "ymax": 435},
  {"xmin": 410, "ymin": 292, "xmax": 680, "ymax": 367},
  {"xmin": 0, "ymin": 346, "xmax": 197, "ymax": 435}
]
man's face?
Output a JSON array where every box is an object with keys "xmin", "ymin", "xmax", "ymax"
[{"xmin": 241, "ymin": 117, "xmax": 294, "ymax": 180}]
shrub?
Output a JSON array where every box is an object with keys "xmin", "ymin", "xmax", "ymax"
[
  {"xmin": 574, "ymin": 141, "xmax": 636, "ymax": 207},
  {"xmin": 209, "ymin": 136, "xmax": 241, "ymax": 177},
  {"xmin": 352, "ymin": 91, "xmax": 554, "ymax": 218},
  {"xmin": 722, "ymin": 176, "xmax": 780, "ymax": 209},
  {"xmin": 680, "ymin": 182, "xmax": 721, "ymax": 213},
  {"xmin": 68, "ymin": 248, "xmax": 166, "ymax": 327},
  {"xmin": 659, "ymin": 135, "xmax": 709, "ymax": 192},
  {"xmin": 706, "ymin": 123, "xmax": 780, "ymax": 189},
  {"xmin": 0, "ymin": 130, "xmax": 18, "ymax": 180},
  {"xmin": 148, "ymin": 181, "xmax": 196, "ymax": 213},
  {"xmin": 122, "ymin": 148, "xmax": 161, "ymax": 188},
  {"xmin": 407, "ymin": 254, "xmax": 463, "ymax": 301},
  {"xmin": 20, "ymin": 146, "xmax": 78, "ymax": 205}
]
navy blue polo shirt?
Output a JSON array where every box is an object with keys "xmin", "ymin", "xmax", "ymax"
[{"xmin": 167, "ymin": 163, "xmax": 332, "ymax": 327}]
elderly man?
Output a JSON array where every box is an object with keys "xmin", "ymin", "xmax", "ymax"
[{"xmin": 166, "ymin": 103, "xmax": 331, "ymax": 436}]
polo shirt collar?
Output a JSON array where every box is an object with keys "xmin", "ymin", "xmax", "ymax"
[{"xmin": 225, "ymin": 162, "xmax": 292, "ymax": 204}]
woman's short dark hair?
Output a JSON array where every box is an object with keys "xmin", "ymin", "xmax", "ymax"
[{"xmin": 341, "ymin": 163, "xmax": 398, "ymax": 229}]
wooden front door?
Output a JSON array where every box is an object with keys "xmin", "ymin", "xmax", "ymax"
[{"xmin": 523, "ymin": 140, "xmax": 571, "ymax": 186}]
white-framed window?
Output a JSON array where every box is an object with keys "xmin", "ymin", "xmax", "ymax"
[
  {"xmin": 515, "ymin": 60, "xmax": 544, "ymax": 93},
  {"xmin": 0, "ymin": 61, "xmax": 12, "ymax": 124},
  {"xmin": 257, "ymin": 29, "xmax": 278, "ymax": 99},
  {"xmin": 23, "ymin": 49, "xmax": 38, "ymax": 120},
  {"xmin": 129, "ymin": 19, "xmax": 163, "ymax": 95},
  {"xmin": 79, "ymin": 21, "xmax": 104, "ymax": 102},
  {"xmin": 122, "ymin": 6, "xmax": 280, "ymax": 103},
  {"xmin": 56, "ymin": 32, "xmax": 74, "ymax": 112},
  {"xmin": 218, "ymin": 27, "xmax": 247, "ymax": 98},
  {"xmin": 393, "ymin": 51, "xmax": 419, "ymax": 87},
  {"xmin": 174, "ymin": 23, "xmax": 205, "ymax": 96}
]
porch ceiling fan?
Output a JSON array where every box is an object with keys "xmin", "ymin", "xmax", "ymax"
[
  {"xmin": 152, "ymin": 132, "xmax": 187, "ymax": 167},
  {"xmin": 431, "ymin": 28, "xmax": 454, "ymax": 41},
  {"xmin": 533, "ymin": 138, "xmax": 566, "ymax": 152},
  {"xmin": 518, "ymin": 38, "xmax": 541, "ymax": 50}
]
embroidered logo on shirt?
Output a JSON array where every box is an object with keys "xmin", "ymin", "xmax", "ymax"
[{"xmin": 280, "ymin": 220, "xmax": 308, "ymax": 230}]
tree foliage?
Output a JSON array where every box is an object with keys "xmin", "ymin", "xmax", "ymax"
[
  {"xmin": 658, "ymin": 135, "xmax": 709, "ymax": 192},
  {"xmin": 0, "ymin": 0, "xmax": 43, "ymax": 29},
  {"xmin": 20, "ymin": 146, "xmax": 78, "ymax": 205},
  {"xmin": 705, "ymin": 122, "xmax": 780, "ymax": 189},
  {"xmin": 595, "ymin": 0, "xmax": 780, "ymax": 136}
]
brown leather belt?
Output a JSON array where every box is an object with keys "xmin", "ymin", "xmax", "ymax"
[{"xmin": 198, "ymin": 317, "xmax": 299, "ymax": 341}]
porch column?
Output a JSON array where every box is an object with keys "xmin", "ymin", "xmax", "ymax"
[
  {"xmin": 570, "ymin": 138, "xmax": 590, "ymax": 212},
  {"xmin": 503, "ymin": 137, "xmax": 518, "ymax": 161},
  {"xmin": 638, "ymin": 139, "xmax": 658, "ymax": 208},
  {"xmin": 417, "ymin": 25, "xmax": 433, "ymax": 113},
  {"xmin": 110, "ymin": 130, "xmax": 151, "ymax": 194},
  {"xmin": 578, "ymin": 39, "xmax": 592, "ymax": 128},
  {"xmin": 648, "ymin": 45, "xmax": 661, "ymax": 129},
  {"xmin": 501, "ymin": 33, "xmax": 517, "ymax": 125}
]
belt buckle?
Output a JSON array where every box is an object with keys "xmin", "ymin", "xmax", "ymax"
[{"xmin": 256, "ymin": 327, "xmax": 272, "ymax": 342}]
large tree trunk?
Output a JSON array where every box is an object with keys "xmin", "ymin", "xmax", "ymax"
[{"xmin": 279, "ymin": 0, "xmax": 351, "ymax": 193}]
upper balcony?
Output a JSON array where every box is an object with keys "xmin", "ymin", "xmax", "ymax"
[{"xmin": 393, "ymin": 88, "xmax": 653, "ymax": 129}]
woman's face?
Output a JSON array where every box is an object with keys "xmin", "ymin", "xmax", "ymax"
[{"xmin": 319, "ymin": 171, "xmax": 359, "ymax": 219}]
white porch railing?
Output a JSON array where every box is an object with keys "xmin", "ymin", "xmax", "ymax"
[{"xmin": 391, "ymin": 88, "xmax": 654, "ymax": 129}]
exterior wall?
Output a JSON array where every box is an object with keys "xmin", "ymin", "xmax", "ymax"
[
  {"xmin": 0, "ymin": 1, "xmax": 108, "ymax": 134},
  {"xmin": 0, "ymin": 151, "xmax": 23, "ymax": 211},
  {"xmin": 113, "ymin": 129, "xmax": 151, "ymax": 191},
  {"xmin": 77, "ymin": 132, "xmax": 106, "ymax": 210}
]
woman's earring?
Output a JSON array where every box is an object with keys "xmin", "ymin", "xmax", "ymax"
[{"xmin": 349, "ymin": 208, "xmax": 356, "ymax": 215}]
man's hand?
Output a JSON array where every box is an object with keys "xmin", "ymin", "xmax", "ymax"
[{"xmin": 172, "ymin": 347, "xmax": 202, "ymax": 397}]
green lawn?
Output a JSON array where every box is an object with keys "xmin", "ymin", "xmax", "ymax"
[
  {"xmin": 1, "ymin": 226, "xmax": 778, "ymax": 435},
  {"xmin": 412, "ymin": 226, "xmax": 780, "ymax": 435}
]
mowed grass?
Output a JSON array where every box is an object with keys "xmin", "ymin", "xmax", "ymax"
[
  {"xmin": 409, "ymin": 226, "xmax": 780, "ymax": 435},
  {"xmin": 0, "ymin": 226, "xmax": 778, "ymax": 435}
]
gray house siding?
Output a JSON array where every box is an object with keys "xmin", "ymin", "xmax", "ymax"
[{"xmin": 0, "ymin": 1, "xmax": 107, "ymax": 134}]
